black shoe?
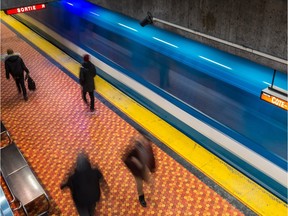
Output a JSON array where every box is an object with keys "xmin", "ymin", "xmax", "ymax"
[
  {"xmin": 88, "ymin": 108, "xmax": 96, "ymax": 114},
  {"xmin": 24, "ymin": 96, "xmax": 28, "ymax": 101},
  {"xmin": 139, "ymin": 195, "xmax": 147, "ymax": 207}
]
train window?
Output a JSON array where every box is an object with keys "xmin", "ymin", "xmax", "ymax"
[{"xmin": 61, "ymin": 10, "xmax": 72, "ymax": 31}]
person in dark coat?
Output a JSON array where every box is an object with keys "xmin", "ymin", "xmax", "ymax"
[
  {"xmin": 60, "ymin": 152, "xmax": 105, "ymax": 216},
  {"xmin": 122, "ymin": 131, "xmax": 156, "ymax": 207},
  {"xmin": 4, "ymin": 48, "xmax": 29, "ymax": 101},
  {"xmin": 79, "ymin": 54, "xmax": 96, "ymax": 112}
]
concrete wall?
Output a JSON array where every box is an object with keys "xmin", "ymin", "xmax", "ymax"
[{"xmin": 89, "ymin": 0, "xmax": 287, "ymax": 72}]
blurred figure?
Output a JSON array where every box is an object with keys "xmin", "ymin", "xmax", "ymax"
[
  {"xmin": 79, "ymin": 54, "xmax": 97, "ymax": 112},
  {"xmin": 122, "ymin": 131, "xmax": 156, "ymax": 207},
  {"xmin": 60, "ymin": 152, "xmax": 107, "ymax": 216},
  {"xmin": 4, "ymin": 48, "xmax": 30, "ymax": 101}
]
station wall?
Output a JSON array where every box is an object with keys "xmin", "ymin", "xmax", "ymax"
[{"xmin": 89, "ymin": 0, "xmax": 287, "ymax": 72}]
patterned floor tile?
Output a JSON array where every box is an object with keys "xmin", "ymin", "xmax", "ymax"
[{"xmin": 1, "ymin": 23, "xmax": 245, "ymax": 216}]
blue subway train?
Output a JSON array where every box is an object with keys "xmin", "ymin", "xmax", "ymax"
[{"xmin": 12, "ymin": 0, "xmax": 287, "ymax": 201}]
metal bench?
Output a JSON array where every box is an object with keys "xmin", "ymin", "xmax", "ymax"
[
  {"xmin": 1, "ymin": 142, "xmax": 50, "ymax": 215},
  {"xmin": 1, "ymin": 121, "xmax": 12, "ymax": 146},
  {"xmin": 1, "ymin": 143, "xmax": 27, "ymax": 178}
]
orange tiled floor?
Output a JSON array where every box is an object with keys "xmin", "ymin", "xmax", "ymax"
[{"xmin": 1, "ymin": 22, "xmax": 248, "ymax": 216}]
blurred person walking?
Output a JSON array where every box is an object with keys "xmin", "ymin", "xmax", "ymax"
[
  {"xmin": 60, "ymin": 152, "xmax": 108, "ymax": 216},
  {"xmin": 122, "ymin": 131, "xmax": 156, "ymax": 207},
  {"xmin": 4, "ymin": 48, "xmax": 30, "ymax": 101},
  {"xmin": 79, "ymin": 54, "xmax": 97, "ymax": 113}
]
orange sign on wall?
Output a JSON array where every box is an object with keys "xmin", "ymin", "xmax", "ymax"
[{"xmin": 261, "ymin": 92, "xmax": 288, "ymax": 110}]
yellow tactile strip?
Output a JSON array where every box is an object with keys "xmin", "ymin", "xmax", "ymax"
[
  {"xmin": 1, "ymin": 11, "xmax": 287, "ymax": 215},
  {"xmin": 0, "ymin": 21, "xmax": 245, "ymax": 216},
  {"xmin": 0, "ymin": 21, "xmax": 246, "ymax": 216}
]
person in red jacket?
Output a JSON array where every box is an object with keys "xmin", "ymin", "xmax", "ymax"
[
  {"xmin": 5, "ymin": 48, "xmax": 29, "ymax": 101},
  {"xmin": 123, "ymin": 131, "xmax": 156, "ymax": 207},
  {"xmin": 79, "ymin": 54, "xmax": 96, "ymax": 112}
]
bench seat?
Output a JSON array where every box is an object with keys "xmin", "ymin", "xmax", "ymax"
[
  {"xmin": 1, "ymin": 142, "xmax": 50, "ymax": 215},
  {"xmin": 1, "ymin": 121, "xmax": 12, "ymax": 145},
  {"xmin": 1, "ymin": 142, "xmax": 27, "ymax": 178}
]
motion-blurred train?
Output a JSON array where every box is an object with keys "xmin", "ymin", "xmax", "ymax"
[{"xmin": 10, "ymin": 0, "xmax": 287, "ymax": 201}]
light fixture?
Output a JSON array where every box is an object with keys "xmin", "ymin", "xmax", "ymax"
[
  {"xmin": 139, "ymin": 12, "xmax": 286, "ymax": 65},
  {"xmin": 140, "ymin": 12, "xmax": 153, "ymax": 27}
]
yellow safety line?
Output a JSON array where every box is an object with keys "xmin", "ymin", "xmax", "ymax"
[{"xmin": 1, "ymin": 12, "xmax": 287, "ymax": 216}]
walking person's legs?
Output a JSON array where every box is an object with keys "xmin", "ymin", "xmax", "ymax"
[
  {"xmin": 135, "ymin": 176, "xmax": 147, "ymax": 207},
  {"xmin": 87, "ymin": 203, "xmax": 96, "ymax": 216},
  {"xmin": 75, "ymin": 203, "xmax": 90, "ymax": 216},
  {"xmin": 14, "ymin": 79, "xmax": 21, "ymax": 93},
  {"xmin": 88, "ymin": 91, "xmax": 94, "ymax": 111},
  {"xmin": 16, "ymin": 78, "xmax": 28, "ymax": 101},
  {"xmin": 82, "ymin": 90, "xmax": 88, "ymax": 104}
]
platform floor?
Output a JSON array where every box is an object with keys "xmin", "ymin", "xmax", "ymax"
[{"xmin": 0, "ymin": 14, "xmax": 286, "ymax": 216}]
